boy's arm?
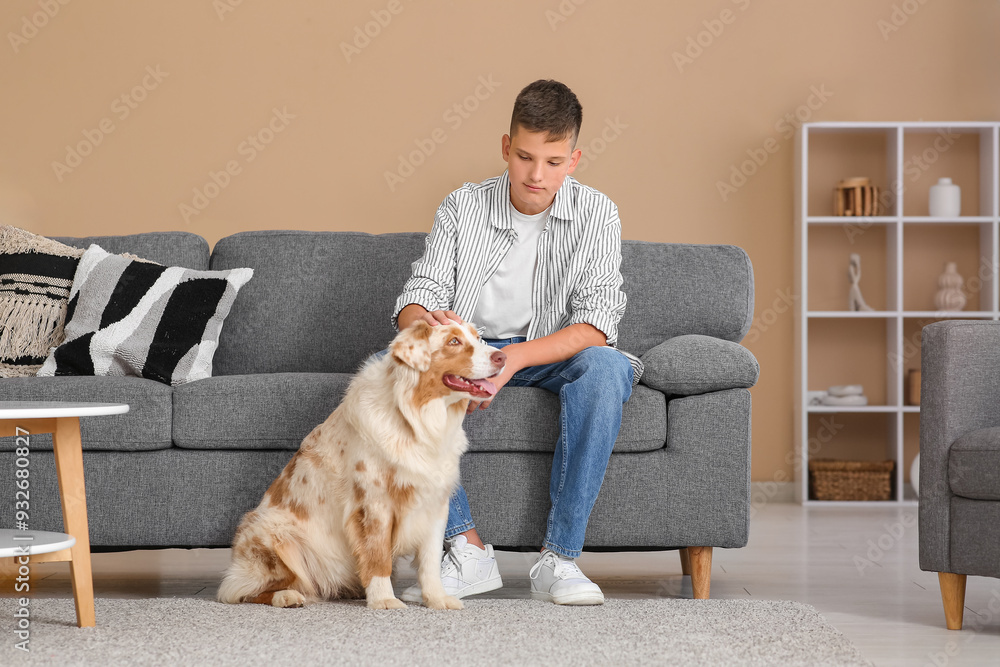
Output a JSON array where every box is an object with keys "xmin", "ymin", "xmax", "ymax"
[
  {"xmin": 501, "ymin": 323, "xmax": 606, "ymax": 373},
  {"xmin": 564, "ymin": 204, "xmax": 627, "ymax": 348},
  {"xmin": 391, "ymin": 199, "xmax": 460, "ymax": 331}
]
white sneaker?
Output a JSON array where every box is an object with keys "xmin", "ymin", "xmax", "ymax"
[
  {"xmin": 529, "ymin": 549, "xmax": 605, "ymax": 605},
  {"xmin": 400, "ymin": 535, "xmax": 502, "ymax": 602}
]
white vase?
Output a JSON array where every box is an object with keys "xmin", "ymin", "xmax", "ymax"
[
  {"xmin": 929, "ymin": 177, "xmax": 961, "ymax": 217},
  {"xmin": 911, "ymin": 454, "xmax": 920, "ymax": 496}
]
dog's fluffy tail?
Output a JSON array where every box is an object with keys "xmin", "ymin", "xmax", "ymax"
[
  {"xmin": 217, "ymin": 535, "xmax": 317, "ymax": 604},
  {"xmin": 217, "ymin": 563, "xmax": 262, "ymax": 604},
  {"xmin": 274, "ymin": 539, "xmax": 317, "ymax": 597}
]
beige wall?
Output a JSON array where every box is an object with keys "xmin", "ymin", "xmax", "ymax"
[{"xmin": 2, "ymin": 1, "xmax": 998, "ymax": 481}]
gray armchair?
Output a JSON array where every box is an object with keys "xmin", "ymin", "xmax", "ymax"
[{"xmin": 920, "ymin": 320, "xmax": 1000, "ymax": 629}]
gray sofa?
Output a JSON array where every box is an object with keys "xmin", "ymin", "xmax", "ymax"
[
  {"xmin": 1, "ymin": 230, "xmax": 757, "ymax": 596},
  {"xmin": 920, "ymin": 320, "xmax": 1000, "ymax": 628}
]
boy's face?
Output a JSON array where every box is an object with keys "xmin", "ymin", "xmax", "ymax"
[{"xmin": 502, "ymin": 127, "xmax": 581, "ymax": 216}]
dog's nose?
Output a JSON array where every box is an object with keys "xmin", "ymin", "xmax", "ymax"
[{"xmin": 491, "ymin": 350, "xmax": 507, "ymax": 366}]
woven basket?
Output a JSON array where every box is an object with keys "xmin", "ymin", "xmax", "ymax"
[{"xmin": 808, "ymin": 459, "xmax": 894, "ymax": 501}]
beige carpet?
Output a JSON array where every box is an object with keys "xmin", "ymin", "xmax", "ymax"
[{"xmin": 1, "ymin": 597, "xmax": 872, "ymax": 666}]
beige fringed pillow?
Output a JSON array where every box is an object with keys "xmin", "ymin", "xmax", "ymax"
[{"xmin": 0, "ymin": 226, "xmax": 85, "ymax": 377}]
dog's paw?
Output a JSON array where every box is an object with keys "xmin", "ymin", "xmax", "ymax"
[
  {"xmin": 424, "ymin": 595, "xmax": 463, "ymax": 610},
  {"xmin": 271, "ymin": 590, "xmax": 306, "ymax": 608},
  {"xmin": 367, "ymin": 597, "xmax": 406, "ymax": 610}
]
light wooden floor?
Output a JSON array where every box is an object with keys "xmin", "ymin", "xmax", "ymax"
[{"xmin": 14, "ymin": 502, "xmax": 1000, "ymax": 666}]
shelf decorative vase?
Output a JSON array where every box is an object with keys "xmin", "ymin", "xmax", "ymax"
[
  {"xmin": 929, "ymin": 177, "xmax": 961, "ymax": 217},
  {"xmin": 934, "ymin": 262, "xmax": 966, "ymax": 311}
]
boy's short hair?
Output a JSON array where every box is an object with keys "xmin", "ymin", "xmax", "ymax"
[{"xmin": 509, "ymin": 80, "xmax": 583, "ymax": 147}]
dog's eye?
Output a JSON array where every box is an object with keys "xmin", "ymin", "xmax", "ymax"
[{"xmin": 449, "ymin": 337, "xmax": 461, "ymax": 346}]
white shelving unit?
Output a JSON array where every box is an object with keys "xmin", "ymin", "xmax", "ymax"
[{"xmin": 794, "ymin": 121, "xmax": 1000, "ymax": 505}]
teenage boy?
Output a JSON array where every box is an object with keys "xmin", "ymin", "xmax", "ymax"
[{"xmin": 393, "ymin": 79, "xmax": 642, "ymax": 606}]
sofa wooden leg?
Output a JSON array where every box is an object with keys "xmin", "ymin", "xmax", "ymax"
[
  {"xmin": 938, "ymin": 572, "xmax": 967, "ymax": 630},
  {"xmin": 679, "ymin": 548, "xmax": 691, "ymax": 576},
  {"xmin": 688, "ymin": 546, "xmax": 712, "ymax": 599}
]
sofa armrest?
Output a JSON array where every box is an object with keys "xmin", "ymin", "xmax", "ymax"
[
  {"xmin": 638, "ymin": 334, "xmax": 759, "ymax": 396},
  {"xmin": 920, "ymin": 320, "xmax": 1000, "ymax": 573}
]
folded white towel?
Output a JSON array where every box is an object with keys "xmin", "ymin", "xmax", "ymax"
[
  {"xmin": 821, "ymin": 394, "xmax": 868, "ymax": 406},
  {"xmin": 827, "ymin": 384, "xmax": 864, "ymax": 397},
  {"xmin": 807, "ymin": 390, "xmax": 828, "ymax": 405}
]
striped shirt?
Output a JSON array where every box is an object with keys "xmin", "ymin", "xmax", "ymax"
[{"xmin": 392, "ymin": 170, "xmax": 643, "ymax": 385}]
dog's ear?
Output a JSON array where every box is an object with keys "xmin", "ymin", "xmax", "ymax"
[{"xmin": 391, "ymin": 320, "xmax": 433, "ymax": 372}]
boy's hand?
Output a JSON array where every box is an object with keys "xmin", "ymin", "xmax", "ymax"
[
  {"xmin": 398, "ymin": 304, "xmax": 464, "ymax": 330},
  {"xmin": 466, "ymin": 365, "xmax": 513, "ymax": 413},
  {"xmin": 466, "ymin": 345, "xmax": 522, "ymax": 414},
  {"xmin": 424, "ymin": 309, "xmax": 463, "ymax": 326}
]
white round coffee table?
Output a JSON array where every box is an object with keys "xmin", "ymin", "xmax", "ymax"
[
  {"xmin": 0, "ymin": 529, "xmax": 75, "ymax": 556},
  {"xmin": 1, "ymin": 401, "xmax": 129, "ymax": 628}
]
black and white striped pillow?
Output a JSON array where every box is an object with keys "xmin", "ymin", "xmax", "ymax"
[{"xmin": 37, "ymin": 244, "xmax": 253, "ymax": 386}]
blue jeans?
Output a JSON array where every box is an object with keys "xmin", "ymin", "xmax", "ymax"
[{"xmin": 368, "ymin": 337, "xmax": 634, "ymax": 558}]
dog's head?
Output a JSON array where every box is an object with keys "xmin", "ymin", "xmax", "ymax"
[{"xmin": 389, "ymin": 320, "xmax": 506, "ymax": 402}]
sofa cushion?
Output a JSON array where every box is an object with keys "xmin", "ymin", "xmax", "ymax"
[
  {"xmin": 37, "ymin": 244, "xmax": 253, "ymax": 386},
  {"xmin": 173, "ymin": 373, "xmax": 666, "ymax": 454},
  {"xmin": 209, "ymin": 231, "xmax": 424, "ymax": 375},
  {"xmin": 639, "ymin": 334, "xmax": 759, "ymax": 395},
  {"xmin": 618, "ymin": 242, "xmax": 754, "ymax": 357},
  {"xmin": 949, "ymin": 427, "xmax": 1000, "ymax": 500},
  {"xmin": 0, "ymin": 376, "xmax": 172, "ymax": 451},
  {"xmin": 52, "ymin": 232, "xmax": 210, "ymax": 270},
  {"xmin": 463, "ymin": 384, "xmax": 666, "ymax": 453},
  {"xmin": 0, "ymin": 226, "xmax": 85, "ymax": 377},
  {"xmin": 172, "ymin": 373, "xmax": 353, "ymax": 450}
]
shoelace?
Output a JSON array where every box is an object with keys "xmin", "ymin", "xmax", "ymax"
[
  {"xmin": 440, "ymin": 540, "xmax": 467, "ymax": 577},
  {"xmin": 529, "ymin": 550, "xmax": 583, "ymax": 580}
]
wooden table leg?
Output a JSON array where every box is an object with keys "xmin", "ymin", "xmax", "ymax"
[
  {"xmin": 52, "ymin": 417, "xmax": 95, "ymax": 628},
  {"xmin": 0, "ymin": 557, "xmax": 18, "ymax": 583}
]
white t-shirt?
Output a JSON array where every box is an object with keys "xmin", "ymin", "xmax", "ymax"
[{"xmin": 472, "ymin": 201, "xmax": 550, "ymax": 338}]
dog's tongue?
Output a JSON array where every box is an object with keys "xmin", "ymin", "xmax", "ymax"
[
  {"xmin": 443, "ymin": 374, "xmax": 497, "ymax": 397},
  {"xmin": 469, "ymin": 378, "xmax": 497, "ymax": 396}
]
